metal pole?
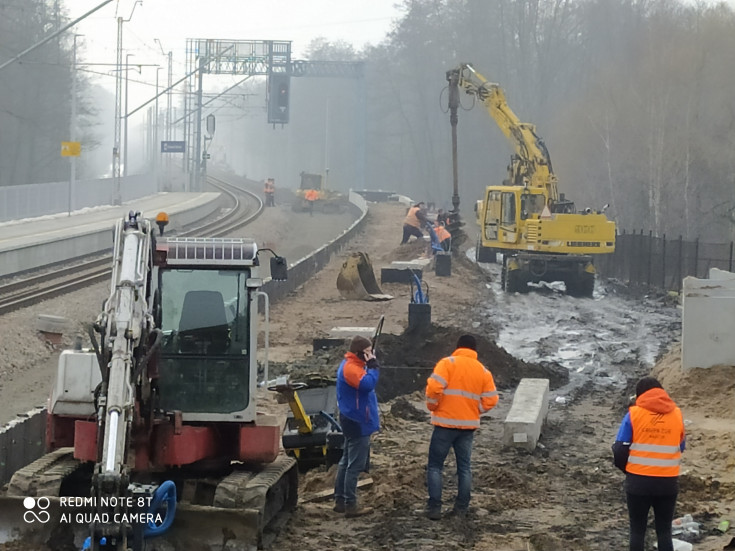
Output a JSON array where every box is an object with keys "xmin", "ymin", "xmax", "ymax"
[
  {"xmin": 447, "ymin": 70, "xmax": 460, "ymax": 214},
  {"xmin": 155, "ymin": 67, "xmax": 160, "ymax": 191},
  {"xmin": 124, "ymin": 53, "xmax": 134, "ymax": 178},
  {"xmin": 112, "ymin": 17, "xmax": 123, "ymax": 205},
  {"xmin": 194, "ymin": 57, "xmax": 204, "ymax": 191},
  {"xmin": 69, "ymin": 35, "xmax": 78, "ymax": 215}
]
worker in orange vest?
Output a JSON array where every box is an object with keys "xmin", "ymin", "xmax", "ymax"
[
  {"xmin": 434, "ymin": 221, "xmax": 451, "ymax": 252},
  {"xmin": 401, "ymin": 202, "xmax": 427, "ymax": 244},
  {"xmin": 612, "ymin": 377, "xmax": 686, "ymax": 551},
  {"xmin": 264, "ymin": 178, "xmax": 275, "ymax": 207},
  {"xmin": 424, "ymin": 334, "xmax": 498, "ymax": 520},
  {"xmin": 304, "ymin": 189, "xmax": 319, "ymax": 216}
]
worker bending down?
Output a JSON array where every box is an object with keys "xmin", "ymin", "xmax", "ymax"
[{"xmin": 401, "ymin": 202, "xmax": 427, "ymax": 244}]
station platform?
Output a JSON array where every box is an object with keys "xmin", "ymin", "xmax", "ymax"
[{"xmin": 0, "ymin": 192, "xmax": 222, "ymax": 279}]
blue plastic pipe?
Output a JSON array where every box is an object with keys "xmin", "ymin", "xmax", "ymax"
[{"xmin": 144, "ymin": 480, "xmax": 177, "ymax": 537}]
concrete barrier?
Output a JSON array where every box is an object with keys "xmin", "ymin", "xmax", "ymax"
[
  {"xmin": 502, "ymin": 378, "xmax": 550, "ymax": 452},
  {"xmin": 0, "ymin": 192, "xmax": 223, "ymax": 278},
  {"xmin": 682, "ymin": 268, "xmax": 735, "ymax": 369}
]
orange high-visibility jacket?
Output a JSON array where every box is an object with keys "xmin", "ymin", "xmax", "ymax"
[
  {"xmin": 404, "ymin": 206, "xmax": 422, "ymax": 228},
  {"xmin": 435, "ymin": 225, "xmax": 451, "ymax": 243},
  {"xmin": 626, "ymin": 388, "xmax": 685, "ymax": 477},
  {"xmin": 305, "ymin": 189, "xmax": 319, "ymax": 201},
  {"xmin": 425, "ymin": 348, "xmax": 498, "ymax": 429}
]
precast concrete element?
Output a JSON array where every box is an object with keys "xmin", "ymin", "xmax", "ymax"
[
  {"xmin": 502, "ymin": 378, "xmax": 550, "ymax": 452},
  {"xmin": 328, "ymin": 326, "xmax": 375, "ymax": 339},
  {"xmin": 682, "ymin": 268, "xmax": 735, "ymax": 369},
  {"xmin": 381, "ymin": 259, "xmax": 431, "ymax": 284}
]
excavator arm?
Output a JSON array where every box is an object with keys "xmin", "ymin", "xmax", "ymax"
[
  {"xmin": 92, "ymin": 211, "xmax": 155, "ymax": 548},
  {"xmin": 447, "ymin": 63, "xmax": 560, "ymax": 202}
]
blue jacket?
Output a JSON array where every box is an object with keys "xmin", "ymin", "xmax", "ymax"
[{"xmin": 336, "ymin": 352, "xmax": 380, "ymax": 436}]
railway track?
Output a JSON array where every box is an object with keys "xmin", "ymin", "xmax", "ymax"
[{"xmin": 0, "ymin": 176, "xmax": 262, "ymax": 315}]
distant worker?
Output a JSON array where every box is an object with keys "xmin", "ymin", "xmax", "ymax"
[
  {"xmin": 436, "ymin": 209, "xmax": 451, "ymax": 227},
  {"xmin": 155, "ymin": 211, "xmax": 169, "ymax": 236},
  {"xmin": 264, "ymin": 178, "xmax": 275, "ymax": 207},
  {"xmin": 304, "ymin": 188, "xmax": 319, "ymax": 216},
  {"xmin": 434, "ymin": 221, "xmax": 451, "ymax": 252},
  {"xmin": 334, "ymin": 335, "xmax": 380, "ymax": 518},
  {"xmin": 401, "ymin": 202, "xmax": 427, "ymax": 244},
  {"xmin": 612, "ymin": 376, "xmax": 686, "ymax": 551},
  {"xmin": 424, "ymin": 334, "xmax": 498, "ymax": 520}
]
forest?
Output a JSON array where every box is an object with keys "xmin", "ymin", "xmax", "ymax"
[{"xmin": 2, "ymin": 0, "xmax": 735, "ymax": 241}]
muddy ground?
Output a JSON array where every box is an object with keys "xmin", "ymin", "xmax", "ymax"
[{"xmin": 1, "ymin": 185, "xmax": 733, "ymax": 551}]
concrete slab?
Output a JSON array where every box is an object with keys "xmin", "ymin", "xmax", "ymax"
[
  {"xmin": 328, "ymin": 327, "xmax": 375, "ymax": 339},
  {"xmin": 503, "ymin": 378, "xmax": 550, "ymax": 452},
  {"xmin": 682, "ymin": 272, "xmax": 735, "ymax": 369},
  {"xmin": 381, "ymin": 259, "xmax": 430, "ymax": 284}
]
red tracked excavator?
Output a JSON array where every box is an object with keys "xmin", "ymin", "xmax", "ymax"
[{"xmin": 0, "ymin": 211, "xmax": 297, "ymax": 550}]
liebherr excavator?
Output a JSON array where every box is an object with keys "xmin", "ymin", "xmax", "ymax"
[
  {"xmin": 446, "ymin": 64, "xmax": 615, "ymax": 297},
  {"xmin": 2, "ymin": 212, "xmax": 297, "ymax": 550}
]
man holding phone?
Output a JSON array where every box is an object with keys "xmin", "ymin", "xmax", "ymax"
[{"xmin": 334, "ymin": 335, "xmax": 380, "ymax": 517}]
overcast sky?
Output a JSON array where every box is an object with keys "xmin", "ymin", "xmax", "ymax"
[{"xmin": 72, "ymin": 0, "xmax": 402, "ymax": 94}]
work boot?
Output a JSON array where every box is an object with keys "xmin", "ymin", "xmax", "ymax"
[
  {"xmin": 425, "ymin": 507, "xmax": 442, "ymax": 521},
  {"xmin": 344, "ymin": 502, "xmax": 374, "ymax": 518},
  {"xmin": 333, "ymin": 499, "xmax": 346, "ymax": 513}
]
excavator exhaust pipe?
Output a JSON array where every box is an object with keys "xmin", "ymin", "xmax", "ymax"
[{"xmin": 336, "ymin": 252, "xmax": 393, "ymax": 301}]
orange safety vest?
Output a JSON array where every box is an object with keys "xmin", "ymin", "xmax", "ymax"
[
  {"xmin": 264, "ymin": 180, "xmax": 274, "ymax": 193},
  {"xmin": 305, "ymin": 189, "xmax": 318, "ymax": 201},
  {"xmin": 425, "ymin": 348, "xmax": 498, "ymax": 429},
  {"xmin": 435, "ymin": 225, "xmax": 451, "ymax": 243},
  {"xmin": 626, "ymin": 390, "xmax": 684, "ymax": 477},
  {"xmin": 404, "ymin": 206, "xmax": 422, "ymax": 228}
]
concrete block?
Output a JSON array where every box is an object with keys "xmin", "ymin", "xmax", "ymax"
[
  {"xmin": 682, "ymin": 273, "xmax": 735, "ymax": 369},
  {"xmin": 312, "ymin": 337, "xmax": 347, "ymax": 352},
  {"xmin": 435, "ymin": 252, "xmax": 451, "ymax": 277},
  {"xmin": 503, "ymin": 378, "xmax": 550, "ymax": 452},
  {"xmin": 327, "ymin": 326, "xmax": 375, "ymax": 339},
  {"xmin": 408, "ymin": 302, "xmax": 431, "ymax": 331},
  {"xmin": 381, "ymin": 260, "xmax": 430, "ymax": 284}
]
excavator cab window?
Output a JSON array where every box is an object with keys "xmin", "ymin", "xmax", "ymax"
[
  {"xmin": 501, "ymin": 192, "xmax": 516, "ymax": 227},
  {"xmin": 156, "ymin": 268, "xmax": 252, "ymax": 414},
  {"xmin": 520, "ymin": 193, "xmax": 546, "ymax": 219}
]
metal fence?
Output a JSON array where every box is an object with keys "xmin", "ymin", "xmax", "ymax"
[{"xmin": 597, "ymin": 230, "xmax": 735, "ymax": 291}]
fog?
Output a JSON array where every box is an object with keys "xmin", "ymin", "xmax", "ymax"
[{"xmin": 3, "ymin": 0, "xmax": 735, "ymax": 241}]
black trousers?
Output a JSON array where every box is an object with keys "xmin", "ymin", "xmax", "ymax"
[
  {"xmin": 626, "ymin": 492, "xmax": 677, "ymax": 551},
  {"xmin": 401, "ymin": 224, "xmax": 423, "ymax": 244}
]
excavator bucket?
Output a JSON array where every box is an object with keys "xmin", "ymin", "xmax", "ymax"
[{"xmin": 337, "ymin": 252, "xmax": 393, "ymax": 301}]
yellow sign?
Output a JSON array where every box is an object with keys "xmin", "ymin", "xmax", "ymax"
[{"xmin": 61, "ymin": 141, "xmax": 81, "ymax": 157}]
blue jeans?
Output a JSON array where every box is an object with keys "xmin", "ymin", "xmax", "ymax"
[
  {"xmin": 334, "ymin": 434, "xmax": 371, "ymax": 505},
  {"xmin": 427, "ymin": 426, "xmax": 474, "ymax": 511}
]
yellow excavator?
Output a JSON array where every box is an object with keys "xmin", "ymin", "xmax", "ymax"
[
  {"xmin": 293, "ymin": 171, "xmax": 347, "ymax": 214},
  {"xmin": 446, "ymin": 64, "xmax": 615, "ymax": 297}
]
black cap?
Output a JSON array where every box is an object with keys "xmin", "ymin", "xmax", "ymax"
[
  {"xmin": 456, "ymin": 334, "xmax": 477, "ymax": 351},
  {"xmin": 635, "ymin": 376, "xmax": 663, "ymax": 397}
]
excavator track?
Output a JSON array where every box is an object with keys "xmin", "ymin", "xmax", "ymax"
[{"xmin": 6, "ymin": 447, "xmax": 83, "ymax": 497}]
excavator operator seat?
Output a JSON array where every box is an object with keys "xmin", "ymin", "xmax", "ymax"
[{"xmin": 178, "ymin": 290, "xmax": 230, "ymax": 354}]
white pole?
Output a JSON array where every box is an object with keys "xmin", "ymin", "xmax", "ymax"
[{"xmin": 69, "ymin": 35, "xmax": 78, "ymax": 215}]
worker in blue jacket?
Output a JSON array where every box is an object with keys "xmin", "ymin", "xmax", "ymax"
[{"xmin": 334, "ymin": 335, "xmax": 380, "ymax": 518}]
